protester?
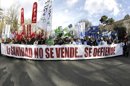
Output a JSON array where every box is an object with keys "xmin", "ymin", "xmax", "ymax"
[
  {"xmin": 123, "ymin": 33, "xmax": 129, "ymax": 57},
  {"xmin": 98, "ymin": 37, "xmax": 107, "ymax": 45},
  {"xmin": 70, "ymin": 38, "xmax": 76, "ymax": 45},
  {"xmin": 92, "ymin": 38, "xmax": 98, "ymax": 46},
  {"xmin": 76, "ymin": 38, "xmax": 82, "ymax": 45},
  {"xmin": 87, "ymin": 37, "xmax": 93, "ymax": 46}
]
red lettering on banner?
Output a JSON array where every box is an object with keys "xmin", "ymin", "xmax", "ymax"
[
  {"xmin": 4, "ymin": 45, "xmax": 117, "ymax": 60},
  {"xmin": 105, "ymin": 47, "xmax": 108, "ymax": 55},
  {"xmin": 7, "ymin": 46, "xmax": 10, "ymax": 55},
  {"xmin": 70, "ymin": 47, "xmax": 74, "ymax": 58},
  {"xmin": 64, "ymin": 47, "xmax": 70, "ymax": 57},
  {"xmin": 93, "ymin": 47, "xmax": 116, "ymax": 57},
  {"xmin": 45, "ymin": 48, "xmax": 54, "ymax": 58},
  {"xmin": 16, "ymin": 47, "xmax": 20, "ymax": 56},
  {"xmin": 75, "ymin": 47, "xmax": 80, "ymax": 58},
  {"xmin": 89, "ymin": 48, "xmax": 92, "ymax": 57},
  {"xmin": 25, "ymin": 48, "xmax": 32, "ymax": 57},
  {"xmin": 100, "ymin": 48, "xmax": 104, "ymax": 56},
  {"xmin": 39, "ymin": 48, "xmax": 43, "ymax": 58},
  {"xmin": 45, "ymin": 48, "xmax": 49, "ymax": 58},
  {"xmin": 55, "ymin": 47, "xmax": 81, "ymax": 58},
  {"xmin": 56, "ymin": 48, "xmax": 60, "ymax": 58},
  {"xmin": 97, "ymin": 48, "xmax": 101, "ymax": 56},
  {"xmin": 61, "ymin": 48, "xmax": 65, "ymax": 58},
  {"xmin": 14, "ymin": 47, "xmax": 16, "ymax": 55},
  {"xmin": 50, "ymin": 48, "xmax": 54, "ymax": 58},
  {"xmin": 25, "ymin": 48, "xmax": 28, "ymax": 57},
  {"xmin": 11, "ymin": 46, "xmax": 13, "ymax": 55},
  {"xmin": 34, "ymin": 48, "xmax": 43, "ymax": 58},
  {"xmin": 10, "ymin": 46, "xmax": 33, "ymax": 57},
  {"xmin": 29, "ymin": 48, "xmax": 32, "ymax": 57},
  {"xmin": 84, "ymin": 47, "xmax": 88, "ymax": 57},
  {"xmin": 11, "ymin": 46, "xmax": 15, "ymax": 55},
  {"xmin": 102, "ymin": 47, "xmax": 105, "ymax": 56},
  {"xmin": 20, "ymin": 48, "xmax": 24, "ymax": 56},
  {"xmin": 93, "ymin": 48, "xmax": 97, "ymax": 57},
  {"xmin": 34, "ymin": 48, "xmax": 38, "ymax": 58},
  {"xmin": 84, "ymin": 47, "xmax": 92, "ymax": 57}
]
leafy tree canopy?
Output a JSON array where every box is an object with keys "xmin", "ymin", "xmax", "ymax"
[{"xmin": 100, "ymin": 15, "xmax": 108, "ymax": 24}]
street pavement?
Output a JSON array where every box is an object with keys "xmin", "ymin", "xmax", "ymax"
[{"xmin": 0, "ymin": 55, "xmax": 130, "ymax": 86}]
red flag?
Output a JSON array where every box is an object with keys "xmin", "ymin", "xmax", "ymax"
[
  {"xmin": 32, "ymin": 2, "xmax": 38, "ymax": 23},
  {"xmin": 21, "ymin": 8, "xmax": 24, "ymax": 25},
  {"xmin": 27, "ymin": 24, "xmax": 32, "ymax": 37},
  {"xmin": 22, "ymin": 25, "xmax": 25, "ymax": 35}
]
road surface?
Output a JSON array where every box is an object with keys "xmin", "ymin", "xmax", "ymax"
[{"xmin": 0, "ymin": 55, "xmax": 130, "ymax": 86}]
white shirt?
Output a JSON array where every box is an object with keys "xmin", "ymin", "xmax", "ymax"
[{"xmin": 99, "ymin": 41, "xmax": 108, "ymax": 45}]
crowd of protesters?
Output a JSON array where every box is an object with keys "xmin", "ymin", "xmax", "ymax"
[
  {"xmin": 1, "ymin": 30, "xmax": 47, "ymax": 45},
  {"xmin": 1, "ymin": 34, "xmax": 120, "ymax": 46},
  {"xmin": 0, "ymin": 29, "xmax": 128, "ymax": 46}
]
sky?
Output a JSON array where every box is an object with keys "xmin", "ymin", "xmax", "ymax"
[{"xmin": 1, "ymin": 0, "xmax": 130, "ymax": 29}]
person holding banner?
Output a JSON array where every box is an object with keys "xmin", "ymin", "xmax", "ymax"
[
  {"xmin": 98, "ymin": 37, "xmax": 108, "ymax": 45},
  {"xmin": 69, "ymin": 38, "xmax": 76, "ymax": 45},
  {"xmin": 123, "ymin": 33, "xmax": 129, "ymax": 57}
]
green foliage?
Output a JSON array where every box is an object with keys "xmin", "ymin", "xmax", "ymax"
[
  {"xmin": 54, "ymin": 26, "xmax": 63, "ymax": 37},
  {"xmin": 114, "ymin": 26, "xmax": 127, "ymax": 41},
  {"xmin": 100, "ymin": 15, "xmax": 108, "ymax": 24},
  {"xmin": 106, "ymin": 18, "xmax": 115, "ymax": 24},
  {"xmin": 100, "ymin": 15, "xmax": 115, "ymax": 25},
  {"xmin": 45, "ymin": 38, "xmax": 54, "ymax": 45},
  {"xmin": 54, "ymin": 26, "xmax": 74, "ymax": 38},
  {"xmin": 124, "ymin": 14, "xmax": 130, "ymax": 20},
  {"xmin": 5, "ymin": 4, "xmax": 20, "ymax": 31}
]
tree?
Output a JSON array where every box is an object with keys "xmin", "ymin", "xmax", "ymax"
[
  {"xmin": 0, "ymin": 8, "xmax": 4, "ymax": 34},
  {"xmin": 5, "ymin": 4, "xmax": 20, "ymax": 32},
  {"xmin": 0, "ymin": 20, "xmax": 4, "ymax": 34},
  {"xmin": 100, "ymin": 15, "xmax": 108, "ymax": 24},
  {"xmin": 0, "ymin": 8, "xmax": 3, "ymax": 17},
  {"xmin": 106, "ymin": 18, "xmax": 115, "ymax": 24},
  {"xmin": 114, "ymin": 26, "xmax": 127, "ymax": 41},
  {"xmin": 124, "ymin": 14, "xmax": 130, "ymax": 20},
  {"xmin": 100, "ymin": 15, "xmax": 115, "ymax": 25}
]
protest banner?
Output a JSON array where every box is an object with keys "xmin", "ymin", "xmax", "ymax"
[{"xmin": 1, "ymin": 43, "xmax": 123, "ymax": 60}]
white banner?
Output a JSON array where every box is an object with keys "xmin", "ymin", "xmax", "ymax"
[
  {"xmin": 2, "ymin": 24, "xmax": 11, "ymax": 38},
  {"xmin": 41, "ymin": 0, "xmax": 52, "ymax": 32},
  {"xmin": 1, "ymin": 43, "xmax": 123, "ymax": 60},
  {"xmin": 6, "ymin": 25, "xmax": 11, "ymax": 38}
]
